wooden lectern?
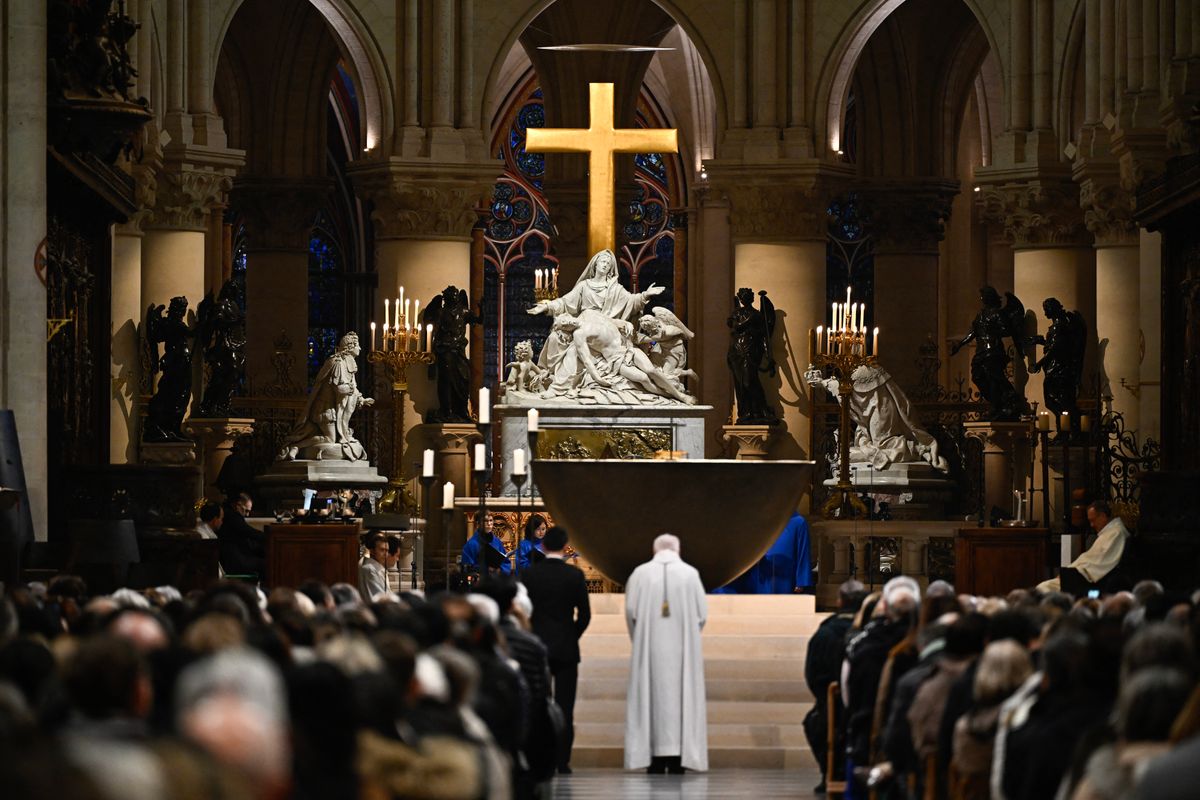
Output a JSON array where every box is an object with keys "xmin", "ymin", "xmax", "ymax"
[
  {"xmin": 266, "ymin": 522, "xmax": 361, "ymax": 588},
  {"xmin": 955, "ymin": 527, "xmax": 1051, "ymax": 596}
]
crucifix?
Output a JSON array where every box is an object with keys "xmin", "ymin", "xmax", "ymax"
[{"xmin": 524, "ymin": 82, "xmax": 679, "ymax": 255}]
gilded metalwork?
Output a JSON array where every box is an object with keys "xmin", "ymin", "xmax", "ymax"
[{"xmin": 538, "ymin": 427, "xmax": 672, "ymax": 460}]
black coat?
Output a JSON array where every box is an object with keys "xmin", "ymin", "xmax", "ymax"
[
  {"xmin": 217, "ymin": 505, "xmax": 266, "ymax": 577},
  {"xmin": 521, "ymin": 558, "xmax": 591, "ymax": 664}
]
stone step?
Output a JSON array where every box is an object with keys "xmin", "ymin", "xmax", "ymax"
[
  {"xmin": 574, "ymin": 699, "xmax": 813, "ymax": 725},
  {"xmin": 571, "ymin": 744, "xmax": 815, "ymax": 770},
  {"xmin": 577, "ymin": 676, "xmax": 814, "ymax": 703},
  {"xmin": 584, "ymin": 613, "xmax": 823, "ymax": 636},
  {"xmin": 575, "ymin": 722, "xmax": 809, "ymax": 748},
  {"xmin": 580, "ymin": 633, "xmax": 809, "ymax": 660},
  {"xmin": 587, "ymin": 593, "xmax": 817, "ymax": 616},
  {"xmin": 580, "ymin": 657, "xmax": 807, "ymax": 682}
]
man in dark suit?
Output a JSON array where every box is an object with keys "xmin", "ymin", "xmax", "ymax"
[
  {"xmin": 219, "ymin": 492, "xmax": 266, "ymax": 578},
  {"xmin": 520, "ymin": 526, "xmax": 591, "ymax": 774}
]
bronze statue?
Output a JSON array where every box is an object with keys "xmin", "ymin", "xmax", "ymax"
[
  {"xmin": 144, "ymin": 296, "xmax": 194, "ymax": 442},
  {"xmin": 1030, "ymin": 297, "xmax": 1087, "ymax": 429},
  {"xmin": 951, "ymin": 286, "xmax": 1029, "ymax": 421},
  {"xmin": 195, "ymin": 280, "xmax": 246, "ymax": 418},
  {"xmin": 727, "ymin": 287, "xmax": 779, "ymax": 424},
  {"xmin": 424, "ymin": 286, "xmax": 481, "ymax": 423}
]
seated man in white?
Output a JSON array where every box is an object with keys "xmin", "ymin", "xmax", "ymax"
[
  {"xmin": 359, "ymin": 532, "xmax": 389, "ymax": 602},
  {"xmin": 1038, "ymin": 500, "xmax": 1130, "ymax": 594}
]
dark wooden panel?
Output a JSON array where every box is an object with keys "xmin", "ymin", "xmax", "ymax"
[
  {"xmin": 956, "ymin": 528, "xmax": 1050, "ymax": 596},
  {"xmin": 266, "ymin": 523, "xmax": 360, "ymax": 588}
]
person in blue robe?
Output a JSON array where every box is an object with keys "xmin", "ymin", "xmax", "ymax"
[
  {"xmin": 716, "ymin": 511, "xmax": 812, "ymax": 593},
  {"xmin": 461, "ymin": 514, "xmax": 512, "ymax": 575},
  {"xmin": 517, "ymin": 513, "xmax": 547, "ymax": 574}
]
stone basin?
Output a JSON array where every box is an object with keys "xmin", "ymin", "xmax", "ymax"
[{"xmin": 531, "ymin": 459, "xmax": 814, "ymax": 588}]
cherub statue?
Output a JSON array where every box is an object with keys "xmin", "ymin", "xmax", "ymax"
[
  {"xmin": 951, "ymin": 286, "xmax": 1030, "ymax": 421},
  {"xmin": 143, "ymin": 296, "xmax": 194, "ymax": 442},
  {"xmin": 637, "ymin": 307, "xmax": 698, "ymax": 387},
  {"xmin": 727, "ymin": 288, "xmax": 779, "ymax": 424},
  {"xmin": 505, "ymin": 340, "xmax": 548, "ymax": 394},
  {"xmin": 1030, "ymin": 297, "xmax": 1087, "ymax": 428},
  {"xmin": 195, "ymin": 279, "xmax": 246, "ymax": 417},
  {"xmin": 423, "ymin": 286, "xmax": 481, "ymax": 422}
]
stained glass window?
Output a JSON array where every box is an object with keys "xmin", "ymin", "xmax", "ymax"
[
  {"xmin": 826, "ymin": 193, "xmax": 874, "ymax": 326},
  {"xmin": 308, "ymin": 211, "xmax": 345, "ymax": 381}
]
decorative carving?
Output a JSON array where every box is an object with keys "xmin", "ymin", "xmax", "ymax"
[
  {"xmin": 1080, "ymin": 182, "xmax": 1137, "ymax": 246},
  {"xmin": 861, "ymin": 184, "xmax": 957, "ymax": 254},
  {"xmin": 352, "ymin": 166, "xmax": 496, "ymax": 240},
  {"xmin": 722, "ymin": 183, "xmax": 831, "ymax": 241},
  {"xmin": 262, "ymin": 330, "xmax": 302, "ymax": 398},
  {"xmin": 977, "ymin": 181, "xmax": 1088, "ymax": 247},
  {"xmin": 151, "ymin": 168, "xmax": 233, "ymax": 231}
]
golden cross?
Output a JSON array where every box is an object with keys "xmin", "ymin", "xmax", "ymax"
[{"xmin": 525, "ymin": 82, "xmax": 678, "ymax": 255}]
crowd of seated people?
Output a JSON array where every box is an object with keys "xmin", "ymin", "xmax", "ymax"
[
  {"xmin": 808, "ymin": 576, "xmax": 1200, "ymax": 800},
  {"xmin": 0, "ymin": 573, "xmax": 562, "ymax": 800}
]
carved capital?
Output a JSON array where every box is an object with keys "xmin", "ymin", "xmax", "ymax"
[
  {"xmin": 116, "ymin": 161, "xmax": 160, "ymax": 235},
  {"xmin": 1081, "ymin": 182, "xmax": 1137, "ymax": 247},
  {"xmin": 1107, "ymin": 119, "xmax": 1170, "ymax": 192},
  {"xmin": 706, "ymin": 161, "xmax": 853, "ymax": 242},
  {"xmin": 149, "ymin": 167, "xmax": 232, "ymax": 231},
  {"xmin": 350, "ymin": 160, "xmax": 496, "ymax": 241},
  {"xmin": 977, "ymin": 180, "xmax": 1089, "ymax": 248},
  {"xmin": 861, "ymin": 182, "xmax": 957, "ymax": 254},
  {"xmin": 233, "ymin": 179, "xmax": 330, "ymax": 251}
]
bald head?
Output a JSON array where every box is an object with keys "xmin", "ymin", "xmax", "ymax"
[{"xmin": 653, "ymin": 533, "xmax": 681, "ymax": 554}]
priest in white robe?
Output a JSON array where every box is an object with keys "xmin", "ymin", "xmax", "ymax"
[
  {"xmin": 624, "ymin": 533, "xmax": 709, "ymax": 773},
  {"xmin": 1038, "ymin": 500, "xmax": 1131, "ymax": 593}
]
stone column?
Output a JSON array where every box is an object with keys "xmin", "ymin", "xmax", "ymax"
[
  {"xmin": 234, "ymin": 180, "xmax": 328, "ymax": 393},
  {"xmin": 712, "ymin": 168, "xmax": 851, "ymax": 476},
  {"xmin": 0, "ymin": 0, "xmax": 48, "ymax": 538},
  {"xmin": 350, "ymin": 162, "xmax": 495, "ymax": 469},
  {"xmin": 1079, "ymin": 174, "xmax": 1140, "ymax": 427},
  {"xmin": 866, "ymin": 183, "xmax": 956, "ymax": 392}
]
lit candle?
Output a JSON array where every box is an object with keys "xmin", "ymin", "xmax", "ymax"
[
  {"xmin": 398, "ymin": 286, "xmax": 404, "ymax": 323},
  {"xmin": 852, "ymin": 303, "xmax": 859, "ymax": 333},
  {"xmin": 413, "ymin": 299, "xmax": 420, "ymax": 329},
  {"xmin": 370, "ymin": 321, "xmax": 376, "ymax": 352},
  {"xmin": 551, "ymin": 268, "xmax": 558, "ymax": 291},
  {"xmin": 384, "ymin": 298, "xmax": 390, "ymax": 329},
  {"xmin": 478, "ymin": 387, "xmax": 490, "ymax": 424},
  {"xmin": 872, "ymin": 327, "xmax": 879, "ymax": 356},
  {"xmin": 422, "ymin": 448, "xmax": 435, "ymax": 477},
  {"xmin": 442, "ymin": 481, "xmax": 455, "ymax": 510},
  {"xmin": 815, "ymin": 326, "xmax": 823, "ymax": 358},
  {"xmin": 383, "ymin": 321, "xmax": 389, "ymax": 349},
  {"xmin": 394, "ymin": 298, "xmax": 400, "ymax": 346},
  {"xmin": 473, "ymin": 442, "xmax": 486, "ymax": 472},
  {"xmin": 513, "ymin": 448, "xmax": 526, "ymax": 476},
  {"xmin": 1060, "ymin": 412, "xmax": 1070, "ymax": 430},
  {"xmin": 426, "ymin": 323, "xmax": 433, "ymax": 352},
  {"xmin": 846, "ymin": 285, "xmax": 852, "ymax": 309},
  {"xmin": 537, "ymin": 269, "xmax": 543, "ymax": 291},
  {"xmin": 404, "ymin": 298, "xmax": 411, "ymax": 329},
  {"xmin": 527, "ymin": 408, "xmax": 539, "ymax": 432},
  {"xmin": 831, "ymin": 302, "xmax": 837, "ymax": 329},
  {"xmin": 1080, "ymin": 414, "xmax": 1091, "ymax": 433},
  {"xmin": 1037, "ymin": 412, "xmax": 1050, "ymax": 431}
]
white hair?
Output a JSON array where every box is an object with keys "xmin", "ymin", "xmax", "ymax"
[
  {"xmin": 882, "ymin": 575, "xmax": 921, "ymax": 619},
  {"xmin": 514, "ymin": 582, "xmax": 533, "ymax": 618},
  {"xmin": 465, "ymin": 593, "xmax": 500, "ymax": 624},
  {"xmin": 175, "ymin": 647, "xmax": 287, "ymax": 725},
  {"xmin": 653, "ymin": 533, "xmax": 681, "ymax": 554}
]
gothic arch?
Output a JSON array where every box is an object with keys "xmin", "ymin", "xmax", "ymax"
[
  {"xmin": 816, "ymin": 0, "xmax": 1006, "ymax": 159},
  {"xmin": 480, "ymin": 0, "xmax": 727, "ymax": 147},
  {"xmin": 1057, "ymin": 0, "xmax": 1087, "ymax": 152},
  {"xmin": 213, "ymin": 0, "xmax": 394, "ymax": 152}
]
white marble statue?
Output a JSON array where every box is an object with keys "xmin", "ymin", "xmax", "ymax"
[
  {"xmin": 804, "ymin": 363, "xmax": 948, "ymax": 472},
  {"xmin": 516, "ymin": 249, "xmax": 697, "ymax": 405},
  {"xmin": 279, "ymin": 332, "xmax": 374, "ymax": 461},
  {"xmin": 505, "ymin": 339, "xmax": 549, "ymax": 393}
]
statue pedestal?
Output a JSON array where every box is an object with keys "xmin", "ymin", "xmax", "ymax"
[
  {"xmin": 821, "ymin": 462, "xmax": 955, "ymax": 519},
  {"xmin": 426, "ymin": 423, "xmax": 484, "ymax": 498},
  {"xmin": 722, "ymin": 423, "xmax": 781, "ymax": 460},
  {"xmin": 140, "ymin": 440, "xmax": 197, "ymax": 466},
  {"xmin": 183, "ymin": 418, "xmax": 255, "ymax": 502},
  {"xmin": 495, "ymin": 402, "xmax": 712, "ymax": 496},
  {"xmin": 963, "ymin": 420, "xmax": 1034, "ymax": 522}
]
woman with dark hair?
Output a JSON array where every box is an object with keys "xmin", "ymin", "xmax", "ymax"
[{"xmin": 517, "ymin": 515, "xmax": 548, "ymax": 574}]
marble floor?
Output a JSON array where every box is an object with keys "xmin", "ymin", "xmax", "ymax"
[{"xmin": 550, "ymin": 768, "xmax": 825, "ymax": 799}]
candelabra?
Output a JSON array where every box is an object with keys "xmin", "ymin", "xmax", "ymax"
[
  {"xmin": 533, "ymin": 267, "xmax": 559, "ymax": 303},
  {"xmin": 813, "ymin": 324, "xmax": 875, "ymax": 519},
  {"xmin": 367, "ymin": 347, "xmax": 434, "ymax": 512}
]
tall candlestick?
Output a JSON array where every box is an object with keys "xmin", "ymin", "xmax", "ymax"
[
  {"xmin": 442, "ymin": 481, "xmax": 454, "ymax": 509},
  {"xmin": 422, "ymin": 449, "xmax": 435, "ymax": 477},
  {"xmin": 399, "ymin": 287, "xmax": 404, "ymax": 323},
  {"xmin": 846, "ymin": 285, "xmax": 852, "ymax": 308},
  {"xmin": 383, "ymin": 321, "xmax": 389, "ymax": 349},
  {"xmin": 404, "ymin": 298, "xmax": 411, "ymax": 328},
  {"xmin": 1060, "ymin": 412, "xmax": 1070, "ymax": 430},
  {"xmin": 478, "ymin": 387, "xmax": 490, "ymax": 424},
  {"xmin": 384, "ymin": 299, "xmax": 390, "ymax": 329},
  {"xmin": 1037, "ymin": 412, "xmax": 1050, "ymax": 431},
  {"xmin": 513, "ymin": 448, "xmax": 526, "ymax": 476},
  {"xmin": 815, "ymin": 326, "xmax": 823, "ymax": 358},
  {"xmin": 527, "ymin": 408, "xmax": 539, "ymax": 432},
  {"xmin": 473, "ymin": 442, "xmax": 486, "ymax": 472},
  {"xmin": 370, "ymin": 321, "xmax": 376, "ymax": 352},
  {"xmin": 425, "ymin": 323, "xmax": 433, "ymax": 352},
  {"xmin": 872, "ymin": 327, "xmax": 879, "ymax": 356},
  {"xmin": 413, "ymin": 299, "xmax": 420, "ymax": 330},
  {"xmin": 831, "ymin": 302, "xmax": 837, "ymax": 328}
]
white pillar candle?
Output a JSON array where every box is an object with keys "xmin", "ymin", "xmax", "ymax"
[
  {"xmin": 513, "ymin": 448, "xmax": 526, "ymax": 475},
  {"xmin": 872, "ymin": 327, "xmax": 879, "ymax": 356},
  {"xmin": 527, "ymin": 408, "xmax": 539, "ymax": 432},
  {"xmin": 551, "ymin": 268, "xmax": 557, "ymax": 291},
  {"xmin": 1060, "ymin": 412, "xmax": 1070, "ymax": 429},
  {"xmin": 384, "ymin": 299, "xmax": 390, "ymax": 329},
  {"xmin": 473, "ymin": 442, "xmax": 486, "ymax": 471},
  {"xmin": 426, "ymin": 323, "xmax": 433, "ymax": 352},
  {"xmin": 370, "ymin": 321, "xmax": 376, "ymax": 352},
  {"xmin": 422, "ymin": 448, "xmax": 435, "ymax": 477},
  {"xmin": 478, "ymin": 387, "xmax": 490, "ymax": 424},
  {"xmin": 404, "ymin": 298, "xmax": 411, "ymax": 328},
  {"xmin": 413, "ymin": 299, "xmax": 420, "ymax": 329},
  {"xmin": 398, "ymin": 286, "xmax": 404, "ymax": 323},
  {"xmin": 442, "ymin": 481, "xmax": 454, "ymax": 509},
  {"xmin": 1080, "ymin": 414, "xmax": 1092, "ymax": 433}
]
